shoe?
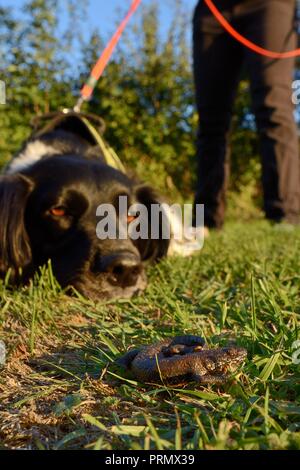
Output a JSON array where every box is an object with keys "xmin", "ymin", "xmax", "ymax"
[
  {"xmin": 270, "ymin": 217, "xmax": 299, "ymax": 233},
  {"xmin": 272, "ymin": 222, "xmax": 297, "ymax": 233},
  {"xmin": 167, "ymin": 225, "xmax": 209, "ymax": 257}
]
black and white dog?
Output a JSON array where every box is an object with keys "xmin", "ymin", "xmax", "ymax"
[{"xmin": 0, "ymin": 114, "xmax": 170, "ymax": 300}]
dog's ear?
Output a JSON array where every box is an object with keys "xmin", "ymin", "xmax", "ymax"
[
  {"xmin": 0, "ymin": 174, "xmax": 34, "ymax": 280},
  {"xmin": 134, "ymin": 185, "xmax": 170, "ymax": 261}
]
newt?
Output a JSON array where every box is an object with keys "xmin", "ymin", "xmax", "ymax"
[{"xmin": 117, "ymin": 335, "xmax": 247, "ymax": 384}]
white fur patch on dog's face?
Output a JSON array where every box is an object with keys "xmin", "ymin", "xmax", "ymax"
[{"xmin": 6, "ymin": 141, "xmax": 59, "ymax": 174}]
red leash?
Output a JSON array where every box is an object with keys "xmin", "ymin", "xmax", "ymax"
[
  {"xmin": 75, "ymin": 0, "xmax": 142, "ymax": 111},
  {"xmin": 75, "ymin": 0, "xmax": 299, "ymax": 111},
  {"xmin": 204, "ymin": 0, "xmax": 300, "ymax": 59}
]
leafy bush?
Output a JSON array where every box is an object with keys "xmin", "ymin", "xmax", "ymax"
[{"xmin": 0, "ymin": 0, "xmax": 269, "ymax": 211}]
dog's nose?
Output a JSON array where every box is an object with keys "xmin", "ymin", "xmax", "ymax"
[{"xmin": 105, "ymin": 253, "xmax": 142, "ymax": 288}]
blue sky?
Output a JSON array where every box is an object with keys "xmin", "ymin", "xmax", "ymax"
[
  {"xmin": 5, "ymin": 0, "xmax": 197, "ymax": 41},
  {"xmin": 88, "ymin": 0, "xmax": 196, "ymax": 37}
]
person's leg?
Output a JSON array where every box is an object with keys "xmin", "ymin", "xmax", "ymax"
[
  {"xmin": 244, "ymin": 0, "xmax": 300, "ymax": 223},
  {"xmin": 193, "ymin": 1, "xmax": 244, "ymax": 228}
]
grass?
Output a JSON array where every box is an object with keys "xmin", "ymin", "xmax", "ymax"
[{"xmin": 0, "ymin": 220, "xmax": 300, "ymax": 450}]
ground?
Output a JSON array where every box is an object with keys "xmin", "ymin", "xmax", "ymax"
[{"xmin": 0, "ymin": 221, "xmax": 299, "ymax": 450}]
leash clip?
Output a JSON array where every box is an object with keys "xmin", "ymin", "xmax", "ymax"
[{"xmin": 73, "ymin": 97, "xmax": 84, "ymax": 113}]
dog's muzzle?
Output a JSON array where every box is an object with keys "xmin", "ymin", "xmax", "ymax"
[{"xmin": 95, "ymin": 252, "xmax": 143, "ymax": 288}]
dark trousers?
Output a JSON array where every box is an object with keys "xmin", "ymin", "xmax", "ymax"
[{"xmin": 193, "ymin": 0, "xmax": 300, "ymax": 228}]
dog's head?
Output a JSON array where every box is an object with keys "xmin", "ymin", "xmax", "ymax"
[{"xmin": 0, "ymin": 155, "xmax": 169, "ymax": 299}]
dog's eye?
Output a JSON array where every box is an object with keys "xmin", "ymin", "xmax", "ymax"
[
  {"xmin": 127, "ymin": 214, "xmax": 137, "ymax": 223},
  {"xmin": 49, "ymin": 206, "xmax": 66, "ymax": 217}
]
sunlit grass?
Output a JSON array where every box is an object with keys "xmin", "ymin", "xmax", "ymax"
[{"xmin": 0, "ymin": 221, "xmax": 299, "ymax": 449}]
